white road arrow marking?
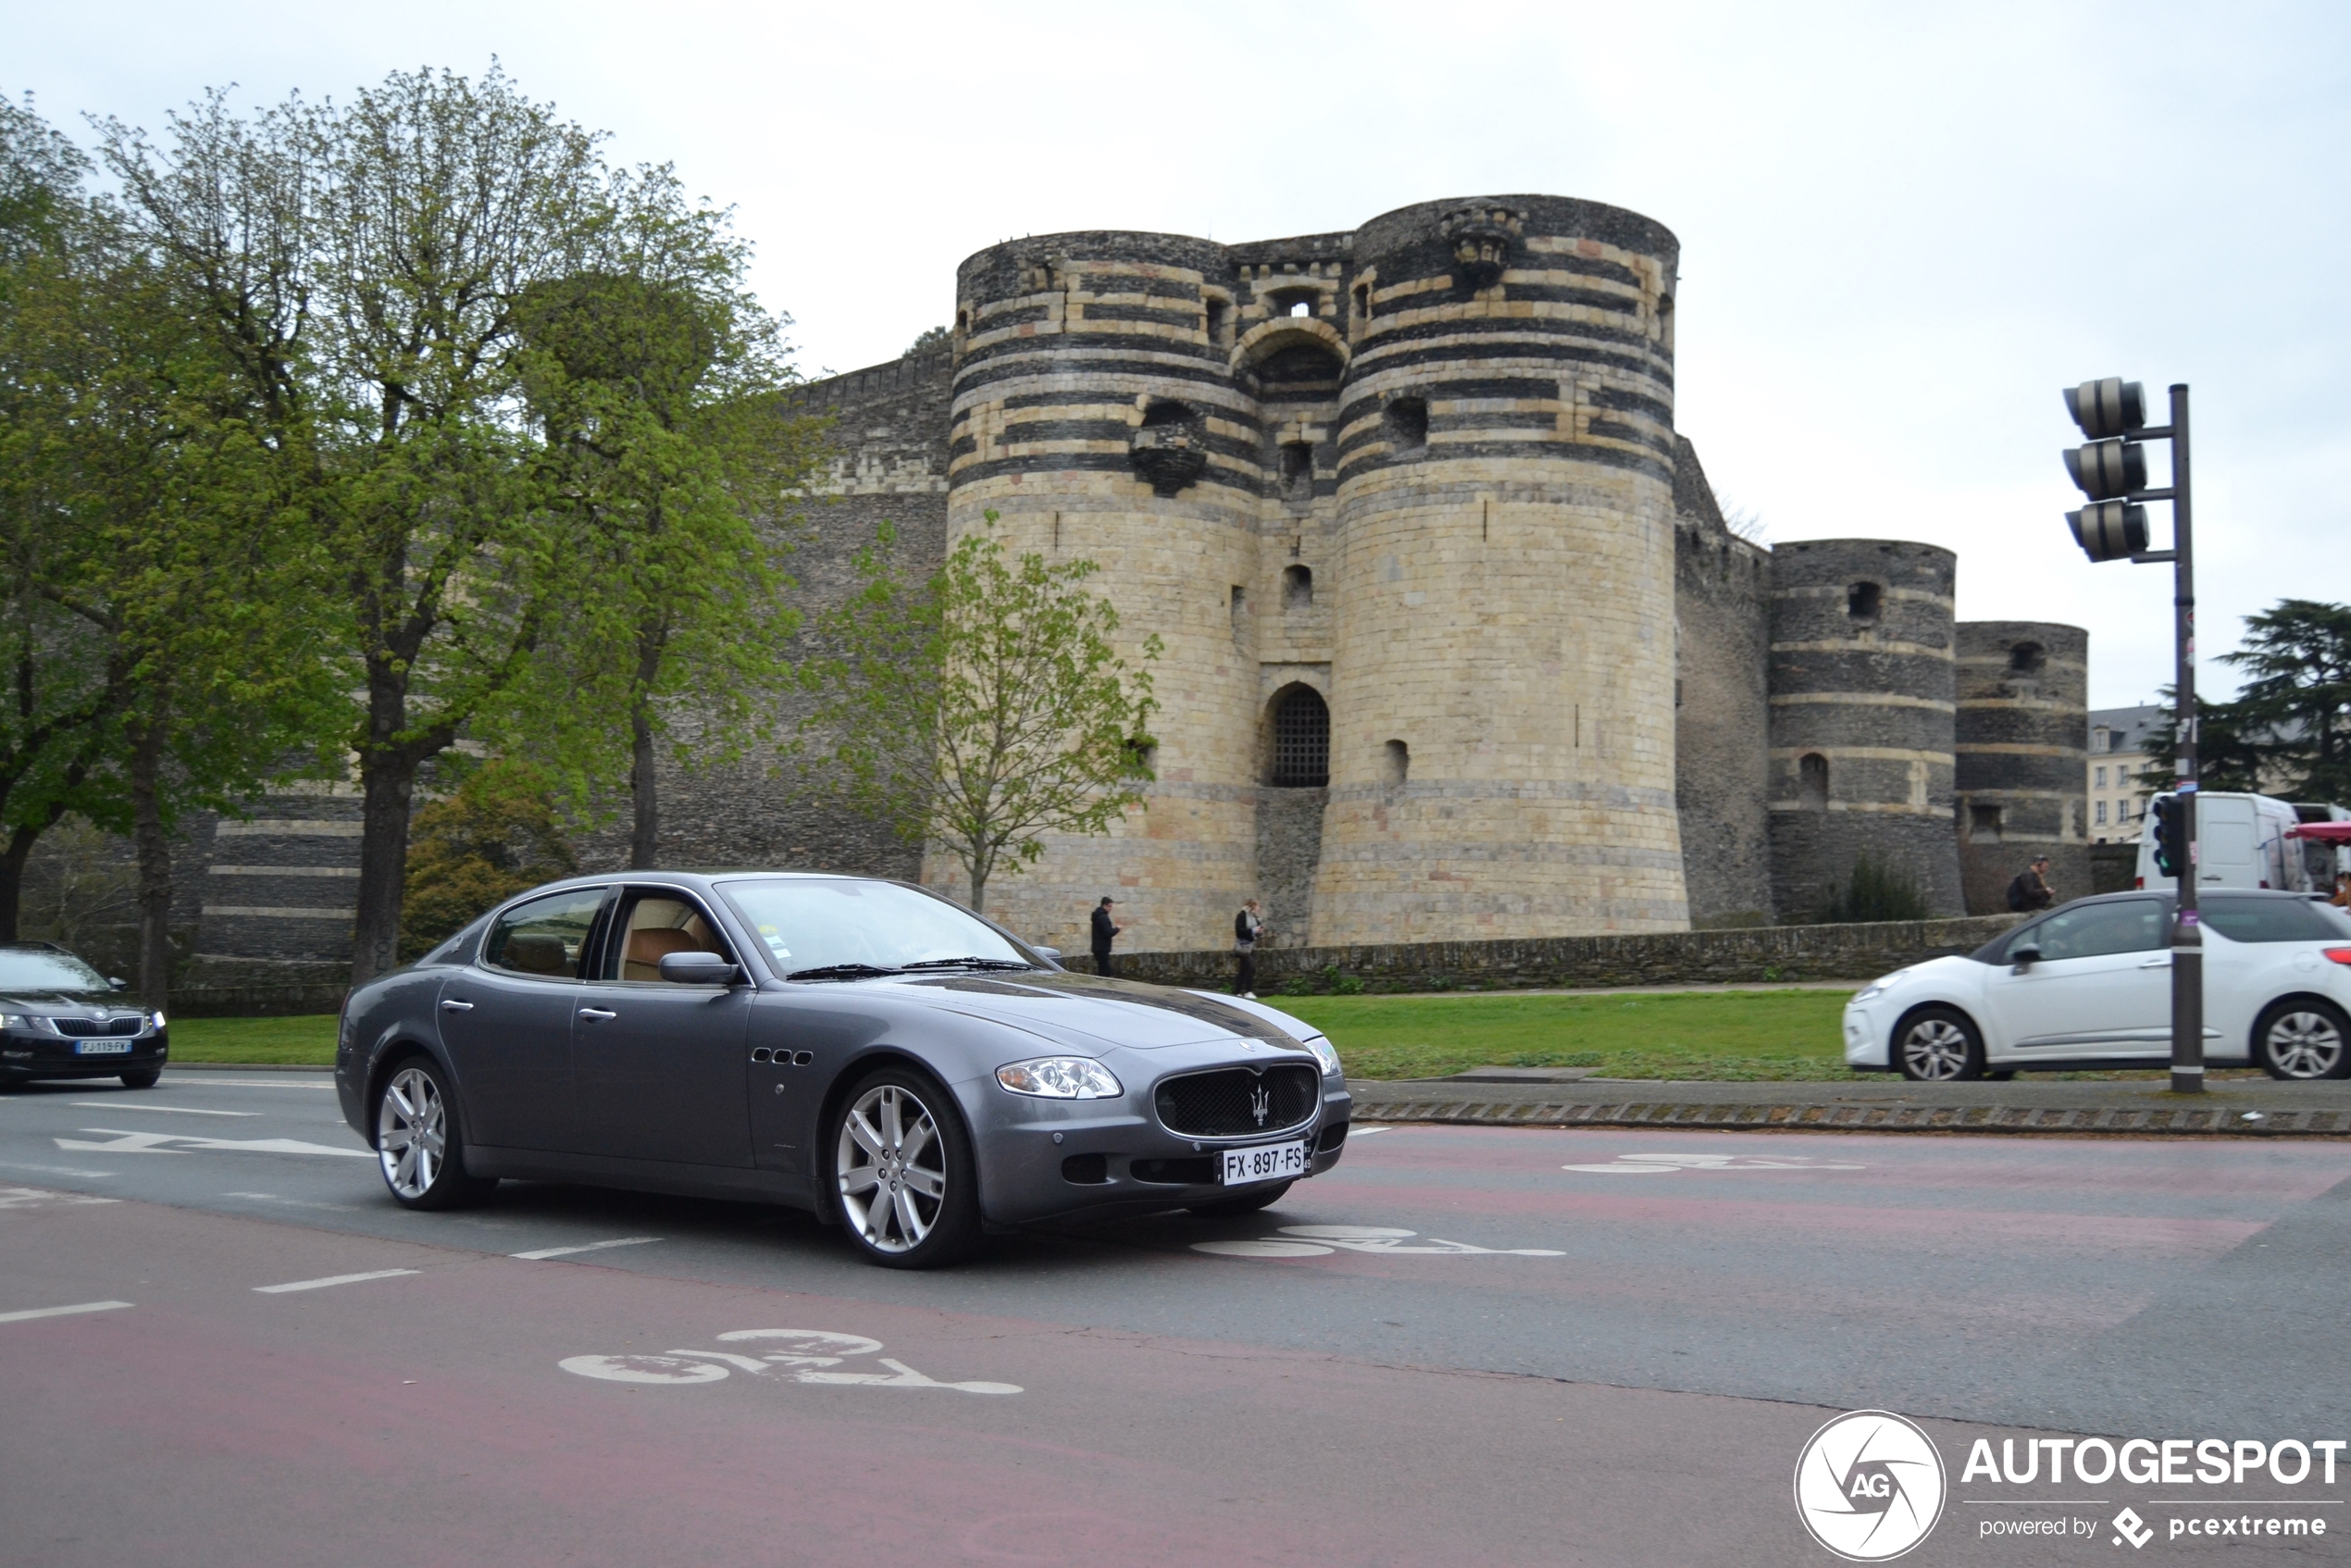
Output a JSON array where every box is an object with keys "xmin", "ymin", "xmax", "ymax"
[
  {"xmin": 512, "ymin": 1237, "xmax": 662, "ymax": 1261},
  {"xmin": 57, "ymin": 1128, "xmax": 372, "ymax": 1159}
]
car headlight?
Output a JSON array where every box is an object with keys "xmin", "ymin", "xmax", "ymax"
[
  {"xmin": 0, "ymin": 1014, "xmax": 20, "ymax": 1029},
  {"xmin": 151, "ymin": 1011, "xmax": 167, "ymax": 1029},
  {"xmin": 1852, "ymin": 969, "xmax": 1909, "ymax": 1005},
  {"xmin": 995, "ymin": 1056, "xmax": 1124, "ymax": 1099},
  {"xmin": 1298, "ymin": 1035, "xmax": 1342, "ymax": 1078}
]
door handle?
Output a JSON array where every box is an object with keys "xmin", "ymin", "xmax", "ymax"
[
  {"xmin": 2138, "ymin": 956, "xmax": 2171, "ymax": 968},
  {"xmin": 442, "ymin": 999, "xmax": 475, "ymax": 1012},
  {"xmin": 578, "ymin": 1007, "xmax": 618, "ymax": 1021}
]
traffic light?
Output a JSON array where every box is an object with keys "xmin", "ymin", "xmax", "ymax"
[
  {"xmin": 2062, "ymin": 378, "xmax": 2153, "ymax": 562},
  {"xmin": 2150, "ymin": 793, "xmax": 2181, "ymax": 879}
]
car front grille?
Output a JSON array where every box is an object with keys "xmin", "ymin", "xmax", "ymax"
[
  {"xmin": 53, "ymin": 1017, "xmax": 141, "ymax": 1038},
  {"xmin": 1153, "ymin": 1064, "xmax": 1319, "ymax": 1139}
]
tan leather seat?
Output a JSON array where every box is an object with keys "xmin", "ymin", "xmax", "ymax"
[
  {"xmin": 624, "ymin": 926, "xmax": 701, "ymax": 982},
  {"xmin": 502, "ymin": 933, "xmax": 571, "ymax": 977}
]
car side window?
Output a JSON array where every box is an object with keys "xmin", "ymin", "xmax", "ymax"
[
  {"xmin": 482, "ymin": 889, "xmax": 607, "ymax": 979},
  {"xmin": 2028, "ymin": 900, "xmax": 2167, "ymax": 962},
  {"xmin": 2202, "ymin": 896, "xmax": 2351, "ymax": 943},
  {"xmin": 601, "ymin": 890, "xmax": 736, "ymax": 983}
]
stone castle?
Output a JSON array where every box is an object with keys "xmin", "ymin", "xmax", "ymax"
[{"xmin": 129, "ymin": 193, "xmax": 2093, "ymax": 986}]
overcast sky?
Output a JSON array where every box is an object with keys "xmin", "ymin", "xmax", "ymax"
[{"xmin": 10, "ymin": 1, "xmax": 2345, "ymax": 708}]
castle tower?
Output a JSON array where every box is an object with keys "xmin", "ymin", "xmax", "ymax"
[
  {"xmin": 1766, "ymin": 540, "xmax": 1966, "ymax": 920},
  {"xmin": 1312, "ymin": 195, "xmax": 1690, "ymax": 942},
  {"xmin": 1954, "ymin": 621, "xmax": 2090, "ymax": 914},
  {"xmin": 940, "ymin": 231, "xmax": 1278, "ymax": 951}
]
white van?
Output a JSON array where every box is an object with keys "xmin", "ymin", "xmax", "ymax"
[{"xmin": 2135, "ymin": 791, "xmax": 2310, "ymax": 893}]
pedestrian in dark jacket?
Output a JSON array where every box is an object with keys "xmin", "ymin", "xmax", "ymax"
[
  {"xmin": 1089, "ymin": 897, "xmax": 1122, "ymax": 977},
  {"xmin": 1233, "ymin": 899, "xmax": 1263, "ymax": 997},
  {"xmin": 2006, "ymin": 856, "xmax": 2055, "ymax": 913}
]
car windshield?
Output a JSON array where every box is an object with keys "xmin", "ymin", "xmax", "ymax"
[
  {"xmin": 716, "ymin": 879, "xmax": 1034, "ymax": 977},
  {"xmin": 0, "ymin": 947, "xmax": 111, "ymax": 991}
]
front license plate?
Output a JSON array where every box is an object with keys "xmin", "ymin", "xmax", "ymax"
[
  {"xmin": 74, "ymin": 1040, "xmax": 131, "ymax": 1055},
  {"xmin": 1221, "ymin": 1139, "xmax": 1309, "ymax": 1186}
]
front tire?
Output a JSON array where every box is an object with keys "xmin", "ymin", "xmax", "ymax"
[
  {"xmin": 1188, "ymin": 1180, "xmax": 1291, "ymax": 1217},
  {"xmin": 1896, "ymin": 1006, "xmax": 1985, "ymax": 1082},
  {"xmin": 119, "ymin": 1068, "xmax": 160, "ymax": 1089},
  {"xmin": 374, "ymin": 1057, "xmax": 496, "ymax": 1210},
  {"xmin": 2254, "ymin": 1000, "xmax": 2351, "ymax": 1080},
  {"xmin": 831, "ymin": 1066, "xmax": 983, "ymax": 1268}
]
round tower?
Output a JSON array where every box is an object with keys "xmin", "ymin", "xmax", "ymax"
[
  {"xmin": 1312, "ymin": 195, "xmax": 1689, "ymax": 942},
  {"xmin": 1766, "ymin": 540, "xmax": 1965, "ymax": 921},
  {"xmin": 1954, "ymin": 621, "xmax": 2090, "ymax": 914},
  {"xmin": 940, "ymin": 231, "xmax": 1263, "ymax": 950}
]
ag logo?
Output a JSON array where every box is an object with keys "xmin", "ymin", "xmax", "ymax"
[{"xmin": 1793, "ymin": 1410, "xmax": 1947, "ymax": 1562}]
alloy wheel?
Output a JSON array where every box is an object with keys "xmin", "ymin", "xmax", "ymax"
[
  {"xmin": 1900, "ymin": 1018, "xmax": 1972, "ymax": 1080},
  {"xmin": 2265, "ymin": 1011, "xmax": 2345, "ymax": 1079},
  {"xmin": 378, "ymin": 1065, "xmax": 447, "ymax": 1201},
  {"xmin": 836, "ymin": 1084, "xmax": 947, "ymax": 1254}
]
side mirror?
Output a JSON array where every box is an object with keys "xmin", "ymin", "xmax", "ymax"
[
  {"xmin": 107, "ymin": 977, "xmax": 128, "ymax": 990},
  {"xmin": 2009, "ymin": 944, "xmax": 2042, "ymax": 973},
  {"xmin": 1033, "ymin": 946, "xmax": 1063, "ymax": 964},
  {"xmin": 658, "ymin": 951, "xmax": 741, "ymax": 986}
]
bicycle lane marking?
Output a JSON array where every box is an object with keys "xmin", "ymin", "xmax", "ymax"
[{"xmin": 561, "ymin": 1328, "xmax": 1021, "ymax": 1394}]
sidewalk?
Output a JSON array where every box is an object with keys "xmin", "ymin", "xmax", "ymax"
[{"xmin": 1349, "ymin": 1073, "xmax": 2351, "ymax": 1138}]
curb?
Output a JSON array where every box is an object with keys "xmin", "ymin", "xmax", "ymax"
[
  {"xmin": 1349, "ymin": 1098, "xmax": 2347, "ymax": 1138},
  {"xmin": 165, "ymin": 1063, "xmax": 335, "ymax": 1075}
]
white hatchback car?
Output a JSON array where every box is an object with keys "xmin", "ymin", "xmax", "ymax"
[{"xmin": 1844, "ymin": 890, "xmax": 2351, "ymax": 1081}]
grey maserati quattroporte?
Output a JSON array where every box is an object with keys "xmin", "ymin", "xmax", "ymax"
[{"xmin": 334, "ymin": 873, "xmax": 1350, "ymax": 1267}]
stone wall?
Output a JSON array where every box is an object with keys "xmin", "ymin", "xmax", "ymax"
[
  {"xmin": 1111, "ymin": 912, "xmax": 2022, "ymax": 993},
  {"xmin": 1671, "ymin": 436, "xmax": 1772, "ymax": 926},
  {"xmin": 1954, "ymin": 620, "xmax": 2090, "ymax": 915}
]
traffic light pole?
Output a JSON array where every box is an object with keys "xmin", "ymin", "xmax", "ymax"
[{"xmin": 2165, "ymin": 384, "xmax": 2202, "ymax": 1094}]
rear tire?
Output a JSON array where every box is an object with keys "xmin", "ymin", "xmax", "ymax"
[
  {"xmin": 1188, "ymin": 1180, "xmax": 1292, "ymax": 1217},
  {"xmin": 118, "ymin": 1069, "xmax": 160, "ymax": 1089},
  {"xmin": 2254, "ymin": 1000, "xmax": 2351, "ymax": 1080},
  {"xmin": 374, "ymin": 1056, "xmax": 497, "ymax": 1210},
  {"xmin": 1895, "ymin": 1006, "xmax": 1985, "ymax": 1082},
  {"xmin": 830, "ymin": 1065, "xmax": 984, "ymax": 1268}
]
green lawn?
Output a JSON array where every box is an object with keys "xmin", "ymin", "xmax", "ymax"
[
  {"xmin": 168, "ymin": 1014, "xmax": 339, "ymax": 1065},
  {"xmin": 1274, "ymin": 989, "xmax": 1862, "ymax": 1081}
]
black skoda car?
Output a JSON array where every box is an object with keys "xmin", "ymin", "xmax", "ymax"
[
  {"xmin": 0, "ymin": 942, "xmax": 168, "ymax": 1089},
  {"xmin": 335, "ymin": 873, "xmax": 1350, "ymax": 1268}
]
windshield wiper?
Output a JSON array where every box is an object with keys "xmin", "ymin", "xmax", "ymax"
[
  {"xmin": 898, "ymin": 957, "xmax": 1039, "ymax": 972},
  {"xmin": 785, "ymin": 963, "xmax": 905, "ymax": 982}
]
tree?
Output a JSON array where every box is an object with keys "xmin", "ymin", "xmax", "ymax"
[
  {"xmin": 400, "ymin": 761, "xmax": 576, "ymax": 960},
  {"xmin": 2222, "ymin": 600, "xmax": 2351, "ymax": 802},
  {"xmin": 515, "ymin": 165, "xmax": 821, "ymax": 865},
  {"xmin": 0, "ymin": 97, "xmax": 136, "ymax": 939},
  {"xmin": 106, "ymin": 68, "xmax": 617, "ymax": 982},
  {"xmin": 793, "ymin": 511, "xmax": 1160, "ymax": 915},
  {"xmin": 2135, "ymin": 689, "xmax": 2267, "ymax": 796}
]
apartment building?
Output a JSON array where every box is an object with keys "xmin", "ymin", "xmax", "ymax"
[{"xmin": 2087, "ymin": 703, "xmax": 2163, "ymax": 843}]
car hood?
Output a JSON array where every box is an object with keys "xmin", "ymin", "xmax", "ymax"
[
  {"xmin": 877, "ymin": 971, "xmax": 1311, "ymax": 1052},
  {"xmin": 0, "ymin": 989, "xmax": 140, "ymax": 1014}
]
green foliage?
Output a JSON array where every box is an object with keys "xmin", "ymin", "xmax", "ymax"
[
  {"xmin": 2224, "ymin": 600, "xmax": 2351, "ymax": 802},
  {"xmin": 400, "ymin": 763, "xmax": 578, "ymax": 960},
  {"xmin": 1819, "ymin": 854, "xmax": 1931, "ymax": 925},
  {"xmin": 793, "ymin": 510, "xmax": 1161, "ymax": 913},
  {"xmin": 2133, "ymin": 688, "xmax": 2267, "ymax": 795}
]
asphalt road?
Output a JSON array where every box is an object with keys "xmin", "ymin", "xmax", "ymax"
[{"xmin": 2, "ymin": 1070, "xmax": 2346, "ymax": 1566}]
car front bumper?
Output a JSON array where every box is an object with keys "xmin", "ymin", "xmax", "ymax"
[
  {"xmin": 1842, "ymin": 1001, "xmax": 1891, "ymax": 1072},
  {"xmin": 0, "ymin": 1028, "xmax": 168, "ymax": 1080},
  {"xmin": 959, "ymin": 1053, "xmax": 1353, "ymax": 1226}
]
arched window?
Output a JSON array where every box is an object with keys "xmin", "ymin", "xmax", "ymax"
[
  {"xmin": 1270, "ymin": 687, "xmax": 1330, "ymax": 787},
  {"xmin": 1798, "ymin": 752, "xmax": 1829, "ymax": 810},
  {"xmin": 1283, "ymin": 564, "xmax": 1313, "ymax": 609},
  {"xmin": 1279, "ymin": 442, "xmax": 1313, "ymax": 500},
  {"xmin": 1384, "ymin": 739, "xmax": 1410, "ymax": 785}
]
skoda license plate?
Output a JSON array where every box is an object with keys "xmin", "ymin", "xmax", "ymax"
[
  {"xmin": 74, "ymin": 1040, "xmax": 131, "ymax": 1055},
  {"xmin": 1221, "ymin": 1139, "xmax": 1308, "ymax": 1186}
]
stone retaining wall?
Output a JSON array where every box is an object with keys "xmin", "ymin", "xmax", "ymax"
[{"xmin": 1105, "ymin": 912, "xmax": 2023, "ymax": 994}]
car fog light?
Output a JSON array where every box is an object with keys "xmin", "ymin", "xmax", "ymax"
[{"xmin": 996, "ymin": 1057, "xmax": 1123, "ymax": 1099}]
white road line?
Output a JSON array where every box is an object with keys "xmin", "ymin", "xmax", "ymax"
[
  {"xmin": 223, "ymin": 1191, "xmax": 359, "ymax": 1213},
  {"xmin": 253, "ymin": 1269, "xmax": 418, "ymax": 1294},
  {"xmin": 0, "ymin": 1159, "xmax": 116, "ymax": 1178},
  {"xmin": 68, "ymin": 1101, "xmax": 260, "ymax": 1116},
  {"xmin": 165, "ymin": 1079, "xmax": 335, "ymax": 1089},
  {"xmin": 512, "ymin": 1237, "xmax": 662, "ymax": 1261},
  {"xmin": 0, "ymin": 1300, "xmax": 133, "ymax": 1325}
]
